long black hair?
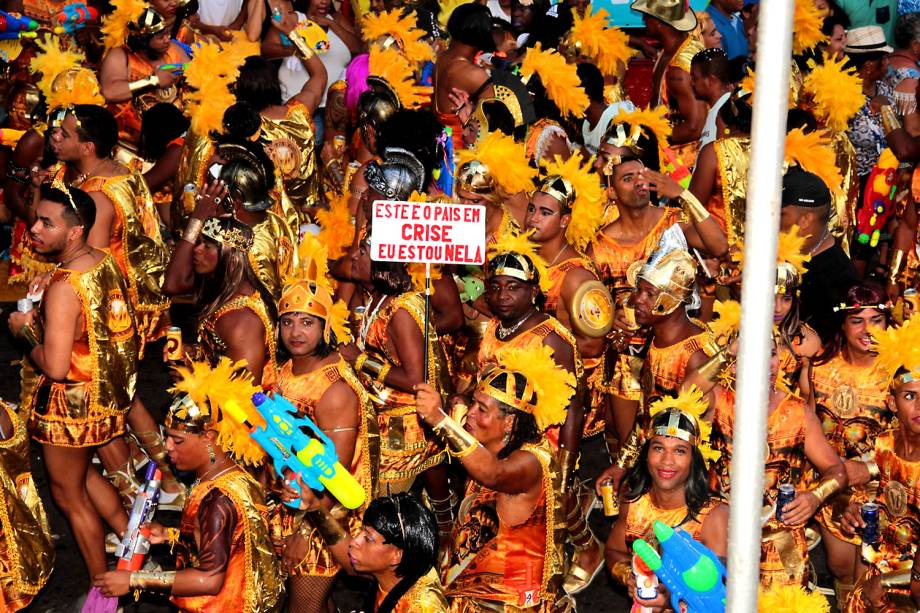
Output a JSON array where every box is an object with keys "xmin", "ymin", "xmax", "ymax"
[
  {"xmin": 623, "ymin": 410, "xmax": 715, "ymax": 525},
  {"xmin": 363, "ymin": 493, "xmax": 438, "ymax": 613}
]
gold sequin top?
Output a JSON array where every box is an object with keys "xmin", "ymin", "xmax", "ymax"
[
  {"xmin": 259, "ymin": 101, "xmax": 319, "ymax": 211},
  {"xmin": 249, "ymin": 210, "xmax": 297, "ymax": 303},
  {"xmin": 376, "ymin": 569, "xmax": 449, "ymax": 613}
]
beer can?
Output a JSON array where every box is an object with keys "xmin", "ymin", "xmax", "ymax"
[
  {"xmin": 182, "ymin": 183, "xmax": 197, "ymax": 213},
  {"xmin": 333, "ymin": 134, "xmax": 346, "ymax": 152},
  {"xmin": 600, "ymin": 480, "xmax": 618, "ymax": 516},
  {"xmin": 165, "ymin": 326, "xmax": 183, "ymax": 362},
  {"xmin": 861, "ymin": 502, "xmax": 879, "ymax": 545},
  {"xmin": 17, "ymin": 298, "xmax": 33, "ymax": 313},
  {"xmin": 776, "ymin": 483, "xmax": 796, "ymax": 523}
]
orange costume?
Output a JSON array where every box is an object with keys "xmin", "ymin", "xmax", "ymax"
[
  {"xmin": 811, "ymin": 354, "xmax": 892, "ymax": 544},
  {"xmin": 709, "ymin": 136, "xmax": 751, "ymax": 251},
  {"xmin": 623, "ymin": 492, "xmax": 720, "ymax": 551},
  {"xmin": 478, "ymin": 316, "xmax": 583, "ymax": 381},
  {"xmin": 377, "ymin": 569, "xmax": 448, "ymax": 613},
  {"xmin": 710, "ymin": 390, "xmax": 810, "ymax": 587},
  {"xmin": 269, "ymin": 358, "xmax": 378, "ymax": 576},
  {"xmin": 29, "ymin": 253, "xmax": 138, "ymax": 447},
  {"xmin": 172, "ymin": 469, "xmax": 283, "ymax": 613},
  {"xmin": 654, "ymin": 35, "xmax": 704, "ymax": 170},
  {"xmin": 196, "ymin": 293, "xmax": 279, "ymax": 386},
  {"xmin": 443, "ymin": 439, "xmax": 566, "ymax": 612}
]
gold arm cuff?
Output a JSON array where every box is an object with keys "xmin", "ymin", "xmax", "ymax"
[
  {"xmin": 881, "ymin": 105, "xmax": 903, "ymax": 135},
  {"xmin": 808, "ymin": 476, "xmax": 842, "ymax": 503},
  {"xmin": 888, "ymin": 249, "xmax": 906, "ymax": 285},
  {"xmin": 305, "ymin": 508, "xmax": 348, "ymax": 546},
  {"xmin": 181, "ymin": 218, "xmax": 203, "ymax": 244},
  {"xmin": 559, "ymin": 449, "xmax": 579, "ymax": 491},
  {"xmin": 353, "ymin": 353, "xmax": 368, "ymax": 375},
  {"xmin": 614, "ymin": 424, "xmax": 642, "ymax": 470},
  {"xmin": 376, "ymin": 362, "xmax": 391, "ymax": 384},
  {"xmin": 288, "ymin": 30, "xmax": 315, "ymax": 60},
  {"xmin": 865, "ymin": 460, "xmax": 880, "ymax": 480},
  {"xmin": 128, "ymin": 74, "xmax": 159, "ymax": 93},
  {"xmin": 433, "ymin": 414, "xmax": 481, "ymax": 458},
  {"xmin": 129, "ymin": 570, "xmax": 176, "ymax": 592},
  {"xmin": 610, "ymin": 560, "xmax": 632, "ymax": 585},
  {"xmin": 880, "ymin": 569, "xmax": 912, "ymax": 588},
  {"xmin": 361, "ymin": 357, "xmax": 384, "ymax": 378},
  {"xmin": 679, "ymin": 189, "xmax": 710, "ymax": 223},
  {"xmin": 697, "ymin": 347, "xmax": 730, "ymax": 383},
  {"xmin": 21, "ymin": 323, "xmax": 40, "ymax": 347}
]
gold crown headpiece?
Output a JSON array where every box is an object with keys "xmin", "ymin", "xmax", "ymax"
[
  {"xmin": 605, "ymin": 104, "xmax": 672, "ymax": 151},
  {"xmin": 488, "ymin": 228, "xmax": 551, "ymax": 292},
  {"xmin": 100, "ymin": 0, "xmax": 161, "ymax": 50},
  {"xmin": 30, "ymin": 37, "xmax": 104, "ymax": 109},
  {"xmin": 647, "ymin": 385, "xmax": 719, "ymax": 465},
  {"xmin": 202, "ymin": 216, "xmax": 254, "ymax": 251},
  {"xmin": 456, "ymin": 131, "xmax": 536, "ymax": 196},
  {"xmin": 368, "ymin": 46, "xmax": 432, "ymax": 110},
  {"xmin": 540, "ymin": 151, "xmax": 606, "ymax": 252}
]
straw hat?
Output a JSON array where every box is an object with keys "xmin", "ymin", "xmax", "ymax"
[
  {"xmin": 630, "ymin": 0, "xmax": 698, "ymax": 32},
  {"xmin": 844, "ymin": 25, "xmax": 893, "ymax": 54}
]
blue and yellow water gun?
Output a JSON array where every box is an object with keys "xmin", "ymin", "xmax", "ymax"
[
  {"xmin": 632, "ymin": 521, "xmax": 726, "ymax": 613},
  {"xmin": 223, "ymin": 391, "xmax": 366, "ymax": 510},
  {"xmin": 0, "ymin": 11, "xmax": 38, "ymax": 40}
]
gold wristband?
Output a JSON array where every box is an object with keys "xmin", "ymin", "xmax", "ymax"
[
  {"xmin": 880, "ymin": 569, "xmax": 912, "ymax": 588},
  {"xmin": 181, "ymin": 218, "xmax": 203, "ymax": 244},
  {"xmin": 129, "ymin": 570, "xmax": 176, "ymax": 592},
  {"xmin": 888, "ymin": 249, "xmax": 905, "ymax": 285},
  {"xmin": 288, "ymin": 29, "xmax": 315, "ymax": 60},
  {"xmin": 353, "ymin": 353, "xmax": 368, "ymax": 374},
  {"xmin": 610, "ymin": 560, "xmax": 632, "ymax": 585},
  {"xmin": 361, "ymin": 357, "xmax": 383, "ymax": 378},
  {"xmin": 865, "ymin": 460, "xmax": 880, "ymax": 480},
  {"xmin": 697, "ymin": 347, "xmax": 731, "ymax": 383},
  {"xmin": 614, "ymin": 424, "xmax": 642, "ymax": 470},
  {"xmin": 559, "ymin": 449, "xmax": 579, "ymax": 491},
  {"xmin": 679, "ymin": 189, "xmax": 710, "ymax": 223},
  {"xmin": 376, "ymin": 362, "xmax": 391, "ymax": 384},
  {"xmin": 21, "ymin": 323, "xmax": 40, "ymax": 347},
  {"xmin": 880, "ymin": 105, "xmax": 903, "ymax": 135},
  {"xmin": 808, "ymin": 476, "xmax": 841, "ymax": 503},
  {"xmin": 128, "ymin": 74, "xmax": 159, "ymax": 93},
  {"xmin": 305, "ymin": 508, "xmax": 348, "ymax": 546},
  {"xmin": 433, "ymin": 414, "xmax": 481, "ymax": 458}
]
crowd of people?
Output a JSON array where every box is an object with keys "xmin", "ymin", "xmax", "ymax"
[{"xmin": 2, "ymin": 0, "xmax": 920, "ymax": 610}]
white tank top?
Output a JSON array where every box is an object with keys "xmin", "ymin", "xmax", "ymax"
[
  {"xmin": 197, "ymin": 0, "xmax": 243, "ymax": 27},
  {"xmin": 279, "ymin": 13, "xmax": 352, "ymax": 107}
]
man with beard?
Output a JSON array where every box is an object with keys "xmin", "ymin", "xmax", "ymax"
[
  {"xmin": 99, "ymin": 5, "xmax": 189, "ymax": 147},
  {"xmin": 8, "ymin": 183, "xmax": 134, "ymax": 590}
]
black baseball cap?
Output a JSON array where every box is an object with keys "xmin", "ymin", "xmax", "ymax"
[{"xmin": 781, "ymin": 166, "xmax": 831, "ymax": 208}]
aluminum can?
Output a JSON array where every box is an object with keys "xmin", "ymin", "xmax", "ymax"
[
  {"xmin": 776, "ymin": 483, "xmax": 796, "ymax": 523},
  {"xmin": 600, "ymin": 480, "xmax": 618, "ymax": 516},
  {"xmin": 861, "ymin": 502, "xmax": 879, "ymax": 545},
  {"xmin": 17, "ymin": 298, "xmax": 33, "ymax": 313},
  {"xmin": 165, "ymin": 326, "xmax": 183, "ymax": 362}
]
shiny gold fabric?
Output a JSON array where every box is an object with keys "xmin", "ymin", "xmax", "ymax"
[
  {"xmin": 358, "ymin": 292, "xmax": 447, "ymax": 489},
  {"xmin": 29, "ymin": 253, "xmax": 138, "ymax": 447},
  {"xmin": 269, "ymin": 358, "xmax": 379, "ymax": 576},
  {"xmin": 623, "ymin": 492, "xmax": 717, "ymax": 551},
  {"xmin": 172, "ymin": 469, "xmax": 283, "ymax": 613},
  {"xmin": 378, "ymin": 568, "xmax": 449, "ymax": 613},
  {"xmin": 0, "ymin": 401, "xmax": 53, "ymax": 610},
  {"xmin": 846, "ymin": 570, "xmax": 915, "ymax": 613},
  {"xmin": 639, "ymin": 324, "xmax": 714, "ymax": 426},
  {"xmin": 259, "ymin": 101, "xmax": 319, "ymax": 216},
  {"xmin": 172, "ymin": 130, "xmax": 215, "ymax": 232},
  {"xmin": 443, "ymin": 439, "xmax": 566, "ymax": 611},
  {"xmin": 197, "ymin": 293, "xmax": 278, "ymax": 384},
  {"xmin": 249, "ymin": 210, "xmax": 297, "ymax": 303},
  {"xmin": 78, "ymin": 170, "xmax": 170, "ymax": 350},
  {"xmin": 712, "ymin": 136, "xmax": 751, "ymax": 250},
  {"xmin": 828, "ymin": 130, "xmax": 857, "ymax": 255}
]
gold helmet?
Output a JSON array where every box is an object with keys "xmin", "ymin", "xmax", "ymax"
[{"xmin": 627, "ymin": 225, "xmax": 698, "ymax": 315}]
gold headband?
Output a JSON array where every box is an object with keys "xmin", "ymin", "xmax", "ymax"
[
  {"xmin": 457, "ymin": 160, "xmax": 495, "ymax": 194},
  {"xmin": 278, "ymin": 281, "xmax": 336, "ymax": 342},
  {"xmin": 477, "ymin": 368, "xmax": 537, "ymax": 415},
  {"xmin": 539, "ymin": 175, "xmax": 576, "ymax": 209},
  {"xmin": 202, "ymin": 217, "xmax": 253, "ymax": 251},
  {"xmin": 648, "ymin": 407, "xmax": 700, "ymax": 445},
  {"xmin": 131, "ymin": 7, "xmax": 166, "ymax": 36},
  {"xmin": 490, "ymin": 252, "xmax": 537, "ymax": 284},
  {"xmin": 165, "ymin": 395, "xmax": 209, "ymax": 434}
]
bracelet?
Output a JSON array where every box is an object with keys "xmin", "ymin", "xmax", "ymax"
[
  {"xmin": 288, "ymin": 29, "xmax": 315, "ymax": 60},
  {"xmin": 678, "ymin": 189, "xmax": 710, "ymax": 224},
  {"xmin": 696, "ymin": 347, "xmax": 731, "ymax": 383},
  {"xmin": 376, "ymin": 362, "xmax": 391, "ymax": 384},
  {"xmin": 880, "ymin": 105, "xmax": 902, "ymax": 135},
  {"xmin": 181, "ymin": 218, "xmax": 203, "ymax": 244},
  {"xmin": 128, "ymin": 74, "xmax": 159, "ymax": 93},
  {"xmin": 888, "ymin": 248, "xmax": 905, "ymax": 286},
  {"xmin": 880, "ymin": 569, "xmax": 912, "ymax": 588},
  {"xmin": 559, "ymin": 449, "xmax": 579, "ymax": 492},
  {"xmin": 433, "ymin": 414, "xmax": 481, "ymax": 458},
  {"xmin": 808, "ymin": 476, "xmax": 841, "ymax": 503},
  {"xmin": 361, "ymin": 357, "xmax": 384, "ymax": 379},
  {"xmin": 610, "ymin": 560, "xmax": 632, "ymax": 586},
  {"xmin": 614, "ymin": 424, "xmax": 642, "ymax": 470},
  {"xmin": 21, "ymin": 323, "xmax": 40, "ymax": 347},
  {"xmin": 911, "ymin": 568, "xmax": 920, "ymax": 583},
  {"xmin": 305, "ymin": 508, "xmax": 348, "ymax": 546},
  {"xmin": 129, "ymin": 570, "xmax": 176, "ymax": 592},
  {"xmin": 353, "ymin": 353, "xmax": 368, "ymax": 374}
]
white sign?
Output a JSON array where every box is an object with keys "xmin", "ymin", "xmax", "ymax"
[{"xmin": 370, "ymin": 200, "xmax": 486, "ymax": 265}]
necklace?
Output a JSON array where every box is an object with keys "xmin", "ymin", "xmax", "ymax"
[
  {"xmin": 549, "ymin": 244, "xmax": 568, "ymax": 266},
  {"xmin": 73, "ymin": 159, "xmax": 107, "ymax": 186},
  {"xmin": 497, "ymin": 309, "xmax": 534, "ymax": 340},
  {"xmin": 359, "ymin": 293, "xmax": 388, "ymax": 348},
  {"xmin": 191, "ymin": 462, "xmax": 235, "ymax": 489},
  {"xmin": 807, "ymin": 227, "xmax": 830, "ymax": 257},
  {"xmin": 59, "ymin": 247, "xmax": 92, "ymax": 269}
]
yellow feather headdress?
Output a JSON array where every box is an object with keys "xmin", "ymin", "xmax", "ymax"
[
  {"xmin": 100, "ymin": 0, "xmax": 149, "ymax": 50},
  {"xmin": 793, "ymin": 0, "xmax": 828, "ymax": 55},
  {"xmin": 784, "ymin": 128, "xmax": 843, "ymax": 197},
  {"xmin": 565, "ymin": 9, "xmax": 636, "ymax": 77},
  {"xmin": 362, "ymin": 9, "xmax": 434, "ymax": 67},
  {"xmin": 487, "ymin": 344, "xmax": 576, "ymax": 431},
  {"xmin": 647, "ymin": 385, "xmax": 719, "ymax": 465},
  {"xmin": 368, "ymin": 46, "xmax": 431, "ymax": 110},
  {"xmin": 456, "ymin": 131, "xmax": 537, "ymax": 196},
  {"xmin": 802, "ymin": 53, "xmax": 864, "ymax": 132},
  {"xmin": 777, "ymin": 225, "xmax": 811, "ymax": 277},
  {"xmin": 609, "ymin": 105, "xmax": 673, "ymax": 147},
  {"xmin": 541, "ymin": 151, "xmax": 605, "ymax": 252},
  {"xmin": 709, "ymin": 300, "xmax": 740, "ymax": 345},
  {"xmin": 316, "ymin": 190, "xmax": 355, "ymax": 260},
  {"xmin": 185, "ymin": 37, "xmax": 255, "ymax": 136},
  {"xmin": 872, "ymin": 315, "xmax": 920, "ymax": 386},
  {"xmin": 521, "ymin": 43, "xmax": 589, "ymax": 119},
  {"xmin": 488, "ymin": 228, "xmax": 552, "ymax": 293},
  {"xmin": 169, "ymin": 358, "xmax": 267, "ymax": 466},
  {"xmin": 758, "ymin": 584, "xmax": 830, "ymax": 613},
  {"xmin": 30, "ymin": 37, "xmax": 86, "ymax": 101}
]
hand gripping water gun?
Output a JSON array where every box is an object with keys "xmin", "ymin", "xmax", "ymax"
[
  {"xmin": 54, "ymin": 3, "xmax": 98, "ymax": 34},
  {"xmin": 223, "ymin": 392, "xmax": 366, "ymax": 510},
  {"xmin": 632, "ymin": 521, "xmax": 727, "ymax": 613},
  {"xmin": 661, "ymin": 146, "xmax": 692, "ymax": 190},
  {"xmin": 856, "ymin": 148, "xmax": 899, "ymax": 248},
  {"xmin": 115, "ymin": 463, "xmax": 162, "ymax": 571},
  {"xmin": 0, "ymin": 11, "xmax": 38, "ymax": 40}
]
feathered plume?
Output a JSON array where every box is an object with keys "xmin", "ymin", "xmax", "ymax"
[
  {"xmin": 610, "ymin": 105, "xmax": 673, "ymax": 145},
  {"xmin": 100, "ymin": 0, "xmax": 148, "ymax": 50},
  {"xmin": 316, "ymin": 190, "xmax": 355, "ymax": 260},
  {"xmin": 408, "ymin": 263, "xmax": 443, "ymax": 293},
  {"xmin": 185, "ymin": 37, "xmax": 254, "ymax": 136},
  {"xmin": 488, "ymin": 228, "xmax": 552, "ymax": 293},
  {"xmin": 793, "ymin": 0, "xmax": 828, "ymax": 55},
  {"xmin": 368, "ymin": 46, "xmax": 432, "ymax": 109},
  {"xmin": 566, "ymin": 9, "xmax": 636, "ymax": 77},
  {"xmin": 30, "ymin": 37, "xmax": 85, "ymax": 101},
  {"xmin": 648, "ymin": 385, "xmax": 720, "ymax": 465},
  {"xmin": 777, "ymin": 225, "xmax": 811, "ymax": 276},
  {"xmin": 758, "ymin": 584, "xmax": 830, "ymax": 613},
  {"xmin": 362, "ymin": 8, "xmax": 434, "ymax": 67},
  {"xmin": 495, "ymin": 344, "xmax": 576, "ymax": 431},
  {"xmin": 784, "ymin": 128, "xmax": 843, "ymax": 197},
  {"xmin": 710, "ymin": 300, "xmax": 741, "ymax": 345},
  {"xmin": 873, "ymin": 315, "xmax": 920, "ymax": 384},
  {"xmin": 521, "ymin": 43, "xmax": 589, "ymax": 119},
  {"xmin": 541, "ymin": 151, "xmax": 605, "ymax": 252},
  {"xmin": 292, "ymin": 232, "xmax": 331, "ymax": 289},
  {"xmin": 803, "ymin": 53, "xmax": 864, "ymax": 131},
  {"xmin": 456, "ymin": 131, "xmax": 537, "ymax": 195}
]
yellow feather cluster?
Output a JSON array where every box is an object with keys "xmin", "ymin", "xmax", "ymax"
[
  {"xmin": 495, "ymin": 344, "xmax": 576, "ymax": 431},
  {"xmin": 438, "ymin": 0, "xmax": 474, "ymax": 29},
  {"xmin": 456, "ymin": 131, "xmax": 537, "ymax": 195},
  {"xmin": 648, "ymin": 385, "xmax": 720, "ymax": 465},
  {"xmin": 710, "ymin": 300, "xmax": 740, "ymax": 344},
  {"xmin": 784, "ymin": 128, "xmax": 843, "ymax": 197},
  {"xmin": 521, "ymin": 43, "xmax": 589, "ymax": 119},
  {"xmin": 566, "ymin": 9, "xmax": 636, "ymax": 77},
  {"xmin": 30, "ymin": 37, "xmax": 85, "ymax": 101},
  {"xmin": 362, "ymin": 9, "xmax": 434, "ymax": 67},
  {"xmin": 408, "ymin": 263, "xmax": 443, "ymax": 293},
  {"xmin": 610, "ymin": 105, "xmax": 673, "ymax": 145},
  {"xmin": 873, "ymin": 316, "xmax": 920, "ymax": 384},
  {"xmin": 793, "ymin": 0, "xmax": 828, "ymax": 55},
  {"xmin": 185, "ymin": 37, "xmax": 255, "ymax": 136},
  {"xmin": 368, "ymin": 46, "xmax": 431, "ymax": 109},
  {"xmin": 284, "ymin": 232, "xmax": 353, "ymax": 343},
  {"xmin": 777, "ymin": 225, "xmax": 811, "ymax": 276},
  {"xmin": 541, "ymin": 151, "xmax": 605, "ymax": 252},
  {"xmin": 758, "ymin": 584, "xmax": 830, "ymax": 613},
  {"xmin": 100, "ymin": 0, "xmax": 149, "ymax": 50},
  {"xmin": 803, "ymin": 53, "xmax": 864, "ymax": 131},
  {"xmin": 170, "ymin": 358, "xmax": 267, "ymax": 466},
  {"xmin": 488, "ymin": 228, "xmax": 552, "ymax": 293},
  {"xmin": 316, "ymin": 190, "xmax": 355, "ymax": 260}
]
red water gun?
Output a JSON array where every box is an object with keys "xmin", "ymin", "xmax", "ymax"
[{"xmin": 856, "ymin": 149, "xmax": 899, "ymax": 248}]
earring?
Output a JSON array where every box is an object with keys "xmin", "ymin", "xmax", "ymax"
[{"xmin": 207, "ymin": 441, "xmax": 215, "ymax": 464}]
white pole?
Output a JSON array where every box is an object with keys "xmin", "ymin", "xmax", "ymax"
[{"xmin": 725, "ymin": 0, "xmax": 795, "ymax": 610}]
